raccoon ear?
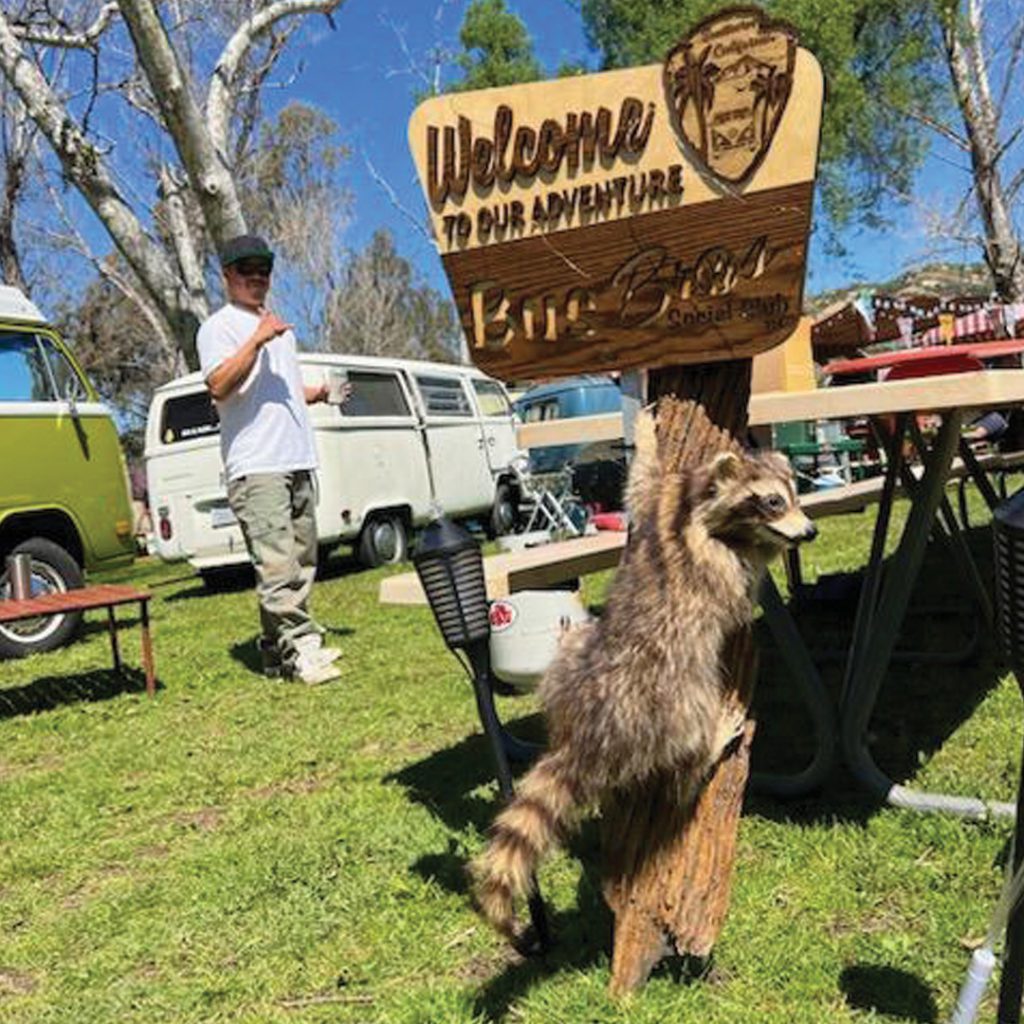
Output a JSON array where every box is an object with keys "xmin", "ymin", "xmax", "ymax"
[
  {"xmin": 760, "ymin": 450, "xmax": 792, "ymax": 476},
  {"xmin": 709, "ymin": 450, "xmax": 743, "ymax": 482}
]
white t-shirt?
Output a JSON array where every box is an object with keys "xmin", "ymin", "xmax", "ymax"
[{"xmin": 196, "ymin": 303, "xmax": 317, "ymax": 482}]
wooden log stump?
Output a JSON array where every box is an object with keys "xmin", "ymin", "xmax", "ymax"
[{"xmin": 601, "ymin": 359, "xmax": 758, "ymax": 995}]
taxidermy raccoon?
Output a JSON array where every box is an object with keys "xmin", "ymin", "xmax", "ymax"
[{"xmin": 471, "ymin": 408, "xmax": 816, "ymax": 945}]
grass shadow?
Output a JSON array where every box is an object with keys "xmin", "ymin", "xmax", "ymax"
[
  {"xmin": 163, "ymin": 568, "xmax": 253, "ymax": 602},
  {"xmin": 750, "ymin": 520, "xmax": 1007, "ymax": 823},
  {"xmin": 839, "ymin": 963, "xmax": 938, "ymax": 1022},
  {"xmin": 77, "ymin": 615, "xmax": 142, "ymax": 639},
  {"xmin": 316, "ymin": 548, "xmax": 371, "ymax": 582},
  {"xmin": 0, "ymin": 666, "xmax": 151, "ymax": 718},
  {"xmin": 164, "ymin": 548, "xmax": 369, "ymax": 604},
  {"xmin": 388, "ymin": 713, "xmax": 546, "ymax": 836},
  {"xmin": 470, "ymin": 894, "xmax": 612, "ymax": 1023}
]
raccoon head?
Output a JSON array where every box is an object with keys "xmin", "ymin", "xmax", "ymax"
[{"xmin": 695, "ymin": 449, "xmax": 816, "ymax": 559}]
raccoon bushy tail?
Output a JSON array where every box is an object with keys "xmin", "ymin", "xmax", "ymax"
[
  {"xmin": 471, "ymin": 750, "xmax": 581, "ymax": 941},
  {"xmin": 625, "ymin": 406, "xmax": 661, "ymax": 522}
]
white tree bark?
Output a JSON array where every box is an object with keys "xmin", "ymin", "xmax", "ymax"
[
  {"xmin": 207, "ymin": 0, "xmax": 343, "ymax": 159},
  {"xmin": 943, "ymin": 0, "xmax": 1024, "ymax": 299},
  {"xmin": 10, "ymin": 3, "xmax": 119, "ymax": 49},
  {"xmin": 158, "ymin": 164, "xmax": 209, "ymax": 320},
  {"xmin": 117, "ymin": 0, "xmax": 247, "ymax": 247}
]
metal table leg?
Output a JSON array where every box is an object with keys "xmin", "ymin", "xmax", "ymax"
[
  {"xmin": 840, "ymin": 412, "xmax": 1015, "ymax": 818},
  {"xmin": 997, "ymin": 719, "xmax": 1024, "ymax": 1022},
  {"xmin": 751, "ymin": 574, "xmax": 836, "ymax": 797}
]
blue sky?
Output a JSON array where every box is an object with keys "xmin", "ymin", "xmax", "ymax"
[{"xmin": 290, "ymin": 0, "xmax": 987, "ymax": 303}]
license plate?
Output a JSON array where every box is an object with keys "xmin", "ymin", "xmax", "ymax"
[{"xmin": 210, "ymin": 506, "xmax": 237, "ymax": 528}]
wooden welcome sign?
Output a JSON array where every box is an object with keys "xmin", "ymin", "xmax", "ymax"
[{"xmin": 408, "ymin": 6, "xmax": 823, "ymax": 381}]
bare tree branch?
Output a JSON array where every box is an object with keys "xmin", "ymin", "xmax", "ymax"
[
  {"xmin": 10, "ymin": 2, "xmax": 119, "ymax": 50},
  {"xmin": 0, "ymin": 8, "xmax": 192, "ymax": 328},
  {"xmin": 43, "ymin": 177, "xmax": 178, "ymax": 359},
  {"xmin": 995, "ymin": 15, "xmax": 1024, "ymax": 116},
  {"xmin": 207, "ymin": 0, "xmax": 342, "ymax": 158},
  {"xmin": 897, "ymin": 104, "xmax": 970, "ymax": 151},
  {"xmin": 363, "ymin": 153, "xmax": 433, "ymax": 242}
]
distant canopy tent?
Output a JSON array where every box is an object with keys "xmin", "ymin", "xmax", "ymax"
[{"xmin": 810, "ymin": 300, "xmax": 874, "ymax": 360}]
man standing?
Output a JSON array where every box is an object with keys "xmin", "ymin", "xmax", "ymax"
[{"xmin": 197, "ymin": 234, "xmax": 343, "ymax": 685}]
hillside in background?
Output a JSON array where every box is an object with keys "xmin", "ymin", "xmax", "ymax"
[{"xmin": 806, "ymin": 262, "xmax": 993, "ymax": 315}]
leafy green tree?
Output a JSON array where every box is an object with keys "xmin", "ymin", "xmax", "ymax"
[
  {"xmin": 582, "ymin": 0, "xmax": 942, "ymax": 233},
  {"xmin": 580, "ymin": 0, "xmax": 1024, "ymax": 298},
  {"xmin": 451, "ymin": 0, "xmax": 545, "ymax": 91}
]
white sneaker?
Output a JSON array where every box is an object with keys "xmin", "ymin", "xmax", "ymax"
[
  {"xmin": 293, "ymin": 634, "xmax": 342, "ymax": 667},
  {"xmin": 288, "ymin": 652, "xmax": 342, "ymax": 686}
]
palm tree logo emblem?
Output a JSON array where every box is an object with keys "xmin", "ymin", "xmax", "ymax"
[{"xmin": 664, "ymin": 7, "xmax": 797, "ymax": 186}]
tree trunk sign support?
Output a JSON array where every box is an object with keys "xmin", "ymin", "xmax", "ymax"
[{"xmin": 602, "ymin": 360, "xmax": 757, "ymax": 994}]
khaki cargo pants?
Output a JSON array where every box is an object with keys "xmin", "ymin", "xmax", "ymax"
[{"xmin": 227, "ymin": 470, "xmax": 320, "ymax": 662}]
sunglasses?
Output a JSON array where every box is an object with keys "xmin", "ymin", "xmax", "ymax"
[{"xmin": 232, "ymin": 260, "xmax": 273, "ymax": 277}]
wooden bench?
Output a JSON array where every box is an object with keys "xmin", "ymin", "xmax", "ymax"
[
  {"xmin": 379, "ymin": 531, "xmax": 628, "ymax": 605},
  {"xmin": 0, "ymin": 584, "xmax": 156, "ymax": 696}
]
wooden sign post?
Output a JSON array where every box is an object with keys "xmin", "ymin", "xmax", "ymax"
[{"xmin": 409, "ymin": 4, "xmax": 823, "ymax": 992}]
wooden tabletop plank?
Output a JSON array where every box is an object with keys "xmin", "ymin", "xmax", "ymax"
[
  {"xmin": 0, "ymin": 584, "xmax": 151, "ymax": 623},
  {"xmin": 515, "ymin": 370, "xmax": 1024, "ymax": 450},
  {"xmin": 748, "ymin": 369, "xmax": 1024, "ymax": 424}
]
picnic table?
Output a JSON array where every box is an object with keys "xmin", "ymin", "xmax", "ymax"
[
  {"xmin": 753, "ymin": 369, "xmax": 1024, "ymax": 816},
  {"xmin": 0, "ymin": 584, "xmax": 156, "ymax": 696},
  {"xmin": 392, "ymin": 369, "xmax": 1024, "ymax": 814}
]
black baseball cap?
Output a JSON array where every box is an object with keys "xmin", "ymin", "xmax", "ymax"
[{"xmin": 220, "ymin": 234, "xmax": 274, "ymax": 269}]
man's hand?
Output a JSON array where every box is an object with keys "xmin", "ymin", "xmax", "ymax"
[
  {"xmin": 305, "ymin": 381, "xmax": 352, "ymax": 406},
  {"xmin": 253, "ymin": 308, "xmax": 292, "ymax": 347}
]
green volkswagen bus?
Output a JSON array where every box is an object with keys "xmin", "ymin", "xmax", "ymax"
[{"xmin": 0, "ymin": 286, "xmax": 134, "ymax": 657}]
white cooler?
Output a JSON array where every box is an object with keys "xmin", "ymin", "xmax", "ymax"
[{"xmin": 488, "ymin": 589, "xmax": 591, "ymax": 692}]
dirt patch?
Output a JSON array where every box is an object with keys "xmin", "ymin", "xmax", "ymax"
[
  {"xmin": 173, "ymin": 807, "xmax": 224, "ymax": 832},
  {"xmin": 247, "ymin": 777, "xmax": 324, "ymax": 800},
  {"xmin": 135, "ymin": 844, "xmax": 170, "ymax": 859},
  {"xmin": 133, "ymin": 962, "xmax": 161, "ymax": 982},
  {"xmin": 0, "ymin": 967, "xmax": 38, "ymax": 996},
  {"xmin": 60, "ymin": 864, "xmax": 132, "ymax": 910},
  {"xmin": 0, "ymin": 754, "xmax": 63, "ymax": 782}
]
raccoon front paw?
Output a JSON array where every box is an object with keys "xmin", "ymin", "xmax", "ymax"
[{"xmin": 712, "ymin": 707, "xmax": 748, "ymax": 762}]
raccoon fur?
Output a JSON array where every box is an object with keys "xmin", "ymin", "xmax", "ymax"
[{"xmin": 471, "ymin": 408, "xmax": 816, "ymax": 945}]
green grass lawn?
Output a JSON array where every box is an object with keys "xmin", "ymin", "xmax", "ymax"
[{"xmin": 1, "ymin": 486, "xmax": 1022, "ymax": 1023}]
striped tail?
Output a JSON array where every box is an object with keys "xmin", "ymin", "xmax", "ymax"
[{"xmin": 470, "ymin": 751, "xmax": 580, "ymax": 943}]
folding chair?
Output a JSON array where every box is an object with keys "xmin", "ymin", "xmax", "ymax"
[{"xmin": 511, "ymin": 457, "xmax": 585, "ymax": 538}]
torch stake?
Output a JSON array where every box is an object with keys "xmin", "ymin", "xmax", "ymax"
[{"xmin": 466, "ymin": 643, "xmax": 551, "ymax": 953}]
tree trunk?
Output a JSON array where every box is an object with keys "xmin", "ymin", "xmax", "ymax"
[
  {"xmin": 117, "ymin": 0, "xmax": 247, "ymax": 249},
  {"xmin": 943, "ymin": 0, "xmax": 1024, "ymax": 301},
  {"xmin": 601, "ymin": 359, "xmax": 757, "ymax": 996},
  {"xmin": 0, "ymin": 151, "xmax": 28, "ymax": 293}
]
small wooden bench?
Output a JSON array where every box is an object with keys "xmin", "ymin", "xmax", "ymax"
[
  {"xmin": 0, "ymin": 584, "xmax": 156, "ymax": 696},
  {"xmin": 379, "ymin": 531, "xmax": 628, "ymax": 605}
]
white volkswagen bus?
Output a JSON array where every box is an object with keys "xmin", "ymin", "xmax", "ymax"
[{"xmin": 144, "ymin": 354, "xmax": 524, "ymax": 576}]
